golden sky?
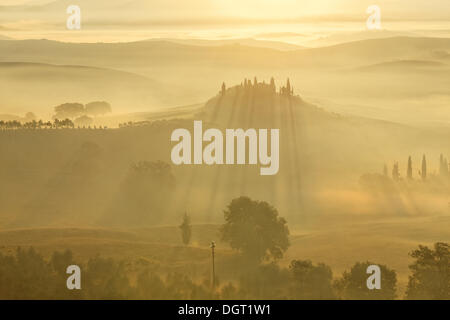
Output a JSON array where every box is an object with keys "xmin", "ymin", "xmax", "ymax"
[
  {"xmin": 1, "ymin": 0, "xmax": 450, "ymax": 44},
  {"xmin": 1, "ymin": 0, "xmax": 450, "ymax": 19}
]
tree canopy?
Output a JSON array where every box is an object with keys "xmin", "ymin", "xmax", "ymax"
[
  {"xmin": 85, "ymin": 101, "xmax": 112, "ymax": 116},
  {"xmin": 334, "ymin": 261, "xmax": 397, "ymax": 300},
  {"xmin": 289, "ymin": 260, "xmax": 335, "ymax": 299},
  {"xmin": 406, "ymin": 242, "xmax": 449, "ymax": 299},
  {"xmin": 54, "ymin": 103, "xmax": 85, "ymax": 119},
  {"xmin": 220, "ymin": 196, "xmax": 289, "ymax": 263},
  {"xmin": 74, "ymin": 115, "xmax": 94, "ymax": 126}
]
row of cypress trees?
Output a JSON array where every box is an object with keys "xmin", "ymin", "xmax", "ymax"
[{"xmin": 386, "ymin": 154, "xmax": 449, "ymax": 181}]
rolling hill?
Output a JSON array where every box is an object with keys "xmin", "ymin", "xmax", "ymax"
[
  {"xmin": 1, "ymin": 37, "xmax": 449, "ymax": 71},
  {"xmin": 1, "ymin": 36, "xmax": 450, "ymax": 121},
  {"xmin": 147, "ymin": 38, "xmax": 305, "ymax": 51},
  {"xmin": 0, "ymin": 62, "xmax": 176, "ymax": 115},
  {"xmin": 354, "ymin": 60, "xmax": 447, "ymax": 72},
  {"xmin": 2, "ymin": 80, "xmax": 448, "ymax": 228},
  {"xmin": 0, "ymin": 215, "xmax": 448, "ymax": 292}
]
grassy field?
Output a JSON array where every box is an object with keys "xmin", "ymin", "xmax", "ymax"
[{"xmin": 1, "ymin": 213, "xmax": 448, "ymax": 296}]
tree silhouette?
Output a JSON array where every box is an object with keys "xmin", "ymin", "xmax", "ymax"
[
  {"xmin": 270, "ymin": 77, "xmax": 276, "ymax": 93},
  {"xmin": 54, "ymin": 103, "xmax": 85, "ymax": 119},
  {"xmin": 25, "ymin": 112, "xmax": 37, "ymax": 121},
  {"xmin": 392, "ymin": 162, "xmax": 399, "ymax": 181},
  {"xmin": 179, "ymin": 212, "xmax": 192, "ymax": 246},
  {"xmin": 220, "ymin": 196, "xmax": 289, "ymax": 263},
  {"xmin": 74, "ymin": 115, "xmax": 93, "ymax": 127},
  {"xmin": 289, "ymin": 260, "xmax": 335, "ymax": 299},
  {"xmin": 421, "ymin": 155, "xmax": 427, "ymax": 181},
  {"xmin": 407, "ymin": 156, "xmax": 413, "ymax": 180},
  {"xmin": 439, "ymin": 154, "xmax": 449, "ymax": 177},
  {"xmin": 85, "ymin": 101, "xmax": 112, "ymax": 117},
  {"xmin": 238, "ymin": 263, "xmax": 290, "ymax": 299},
  {"xmin": 406, "ymin": 242, "xmax": 449, "ymax": 299},
  {"xmin": 334, "ymin": 261, "xmax": 397, "ymax": 299},
  {"xmin": 221, "ymin": 82, "xmax": 226, "ymax": 96},
  {"xmin": 445, "ymin": 158, "xmax": 449, "ymax": 177},
  {"xmin": 50, "ymin": 249, "xmax": 75, "ymax": 277}
]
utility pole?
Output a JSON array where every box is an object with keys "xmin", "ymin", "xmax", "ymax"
[{"xmin": 210, "ymin": 241, "xmax": 216, "ymax": 290}]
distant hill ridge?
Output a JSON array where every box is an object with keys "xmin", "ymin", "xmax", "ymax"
[
  {"xmin": 1, "ymin": 36, "xmax": 449, "ymax": 69},
  {"xmin": 355, "ymin": 59, "xmax": 447, "ymax": 72},
  {"xmin": 200, "ymin": 77, "xmax": 330, "ymax": 128},
  {"xmin": 0, "ymin": 61, "xmax": 173, "ymax": 114},
  {"xmin": 144, "ymin": 38, "xmax": 305, "ymax": 51}
]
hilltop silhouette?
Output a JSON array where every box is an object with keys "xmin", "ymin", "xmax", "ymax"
[{"xmin": 199, "ymin": 77, "xmax": 330, "ymax": 128}]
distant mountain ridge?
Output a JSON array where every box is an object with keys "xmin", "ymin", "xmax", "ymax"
[
  {"xmin": 1, "ymin": 36, "xmax": 449, "ymax": 70},
  {"xmin": 145, "ymin": 38, "xmax": 305, "ymax": 51},
  {"xmin": 354, "ymin": 59, "xmax": 447, "ymax": 72},
  {"xmin": 0, "ymin": 36, "xmax": 449, "ymax": 121}
]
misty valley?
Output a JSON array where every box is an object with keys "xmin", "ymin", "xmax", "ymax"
[
  {"xmin": 0, "ymin": 9, "xmax": 449, "ymax": 300},
  {"xmin": 170, "ymin": 120, "xmax": 279, "ymax": 175},
  {"xmin": 0, "ymin": 78, "xmax": 448, "ymax": 300}
]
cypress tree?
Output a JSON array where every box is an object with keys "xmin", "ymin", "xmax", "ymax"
[
  {"xmin": 270, "ymin": 77, "xmax": 276, "ymax": 93},
  {"xmin": 421, "ymin": 155, "xmax": 427, "ymax": 181},
  {"xmin": 179, "ymin": 212, "xmax": 192, "ymax": 246},
  {"xmin": 407, "ymin": 156, "xmax": 413, "ymax": 179},
  {"xmin": 444, "ymin": 158, "xmax": 449, "ymax": 177},
  {"xmin": 221, "ymin": 82, "xmax": 226, "ymax": 96},
  {"xmin": 392, "ymin": 162, "xmax": 400, "ymax": 181}
]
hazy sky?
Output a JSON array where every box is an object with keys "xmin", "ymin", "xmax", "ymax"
[
  {"xmin": 1, "ymin": 0, "xmax": 450, "ymax": 19},
  {"xmin": 0, "ymin": 0, "xmax": 48, "ymax": 4},
  {"xmin": 1, "ymin": 0, "xmax": 450, "ymax": 44}
]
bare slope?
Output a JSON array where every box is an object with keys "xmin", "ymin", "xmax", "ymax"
[{"xmin": 0, "ymin": 62, "xmax": 172, "ymax": 114}]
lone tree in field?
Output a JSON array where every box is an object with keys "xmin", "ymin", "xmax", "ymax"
[
  {"xmin": 220, "ymin": 196, "xmax": 289, "ymax": 263},
  {"xmin": 53, "ymin": 102, "xmax": 85, "ymax": 119},
  {"xmin": 85, "ymin": 101, "xmax": 112, "ymax": 117},
  {"xmin": 179, "ymin": 212, "xmax": 192, "ymax": 246},
  {"xmin": 406, "ymin": 242, "xmax": 449, "ymax": 300}
]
